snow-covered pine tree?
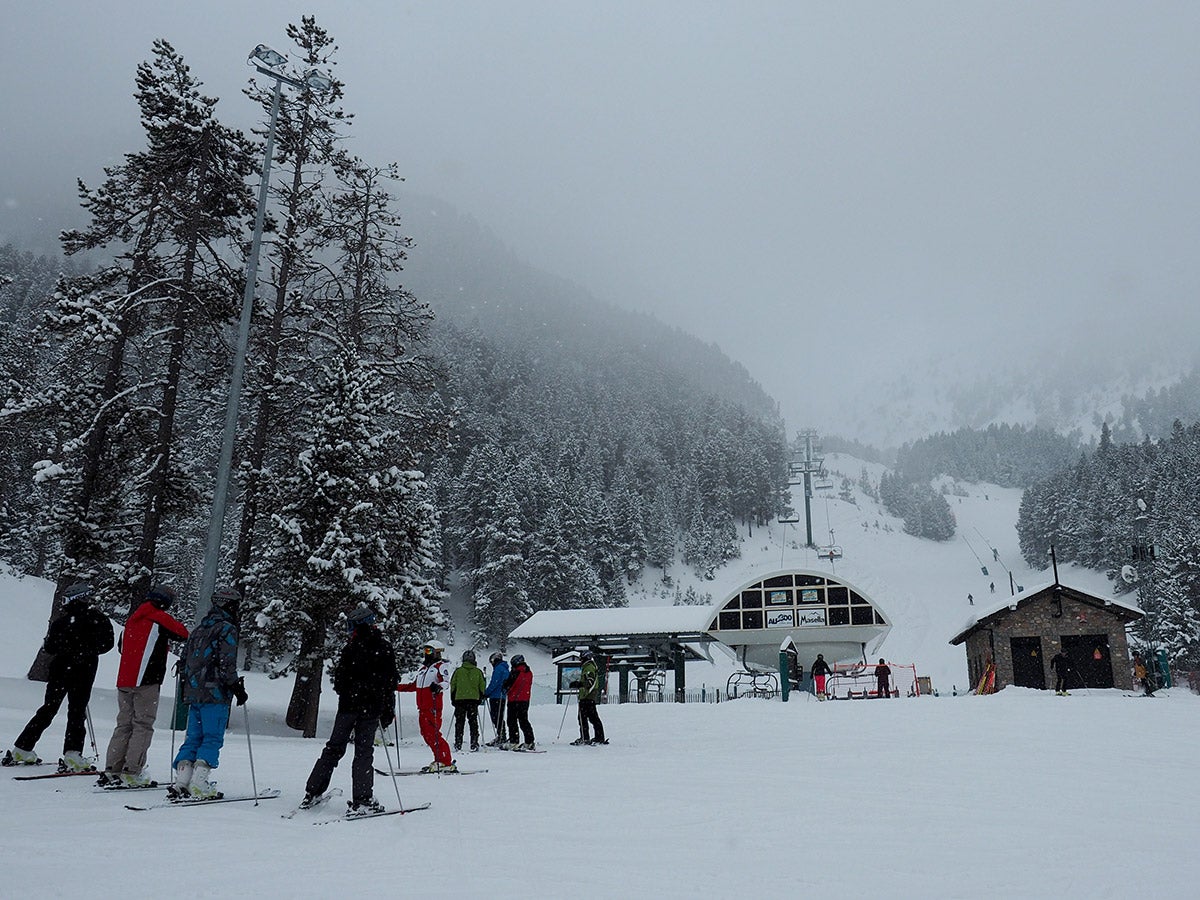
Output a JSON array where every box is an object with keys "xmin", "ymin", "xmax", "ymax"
[
  {"xmin": 469, "ymin": 484, "xmax": 531, "ymax": 648},
  {"xmin": 249, "ymin": 351, "xmax": 444, "ymax": 736}
]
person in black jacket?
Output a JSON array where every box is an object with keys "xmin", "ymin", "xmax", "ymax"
[
  {"xmin": 874, "ymin": 658, "xmax": 892, "ymax": 699},
  {"xmin": 811, "ymin": 653, "xmax": 833, "ymax": 700},
  {"xmin": 301, "ymin": 604, "xmax": 398, "ymax": 815},
  {"xmin": 4, "ymin": 582, "xmax": 114, "ymax": 769},
  {"xmin": 1050, "ymin": 650, "xmax": 1073, "ymax": 696}
]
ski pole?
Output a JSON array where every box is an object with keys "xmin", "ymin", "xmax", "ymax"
[
  {"xmin": 379, "ymin": 722, "xmax": 405, "ymax": 810},
  {"xmin": 84, "ymin": 704, "xmax": 100, "ymax": 762},
  {"xmin": 242, "ymin": 704, "xmax": 259, "ymax": 805},
  {"xmin": 556, "ymin": 692, "xmax": 574, "ymax": 740},
  {"xmin": 170, "ymin": 661, "xmax": 182, "ymax": 776}
]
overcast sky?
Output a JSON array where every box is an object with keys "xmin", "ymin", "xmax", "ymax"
[{"xmin": 3, "ymin": 2, "xmax": 1198, "ymax": 440}]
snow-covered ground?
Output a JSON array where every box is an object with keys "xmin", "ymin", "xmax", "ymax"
[{"xmin": 3, "ymin": 458, "xmax": 1197, "ymax": 897}]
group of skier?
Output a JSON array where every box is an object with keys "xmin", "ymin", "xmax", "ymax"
[
  {"xmin": 3, "ymin": 581, "xmax": 251, "ymax": 802},
  {"xmin": 3, "ymin": 582, "xmax": 605, "ymax": 817}
]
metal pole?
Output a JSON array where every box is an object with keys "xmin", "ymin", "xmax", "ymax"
[
  {"xmin": 379, "ymin": 723, "xmax": 405, "ymax": 810},
  {"xmin": 196, "ymin": 76, "xmax": 283, "ymax": 621},
  {"xmin": 556, "ymin": 692, "xmax": 574, "ymax": 740},
  {"xmin": 242, "ymin": 704, "xmax": 259, "ymax": 804},
  {"xmin": 84, "ymin": 705, "xmax": 99, "ymax": 762}
]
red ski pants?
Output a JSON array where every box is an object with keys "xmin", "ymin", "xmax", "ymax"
[{"xmin": 419, "ymin": 702, "xmax": 453, "ymax": 765}]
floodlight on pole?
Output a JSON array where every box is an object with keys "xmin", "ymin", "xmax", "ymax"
[{"xmin": 194, "ymin": 48, "xmax": 331, "ymax": 623}]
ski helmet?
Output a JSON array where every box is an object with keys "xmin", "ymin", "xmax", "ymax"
[
  {"xmin": 462, "ymin": 649, "xmax": 477, "ymax": 664},
  {"xmin": 511, "ymin": 654, "xmax": 525, "ymax": 667},
  {"xmin": 489, "ymin": 651, "xmax": 504, "ymax": 665},
  {"xmin": 422, "ymin": 639, "xmax": 446, "ymax": 656},
  {"xmin": 580, "ymin": 649, "xmax": 594, "ymax": 662},
  {"xmin": 346, "ymin": 604, "xmax": 377, "ymax": 629},
  {"xmin": 63, "ymin": 582, "xmax": 94, "ymax": 604},
  {"xmin": 147, "ymin": 584, "xmax": 177, "ymax": 610},
  {"xmin": 211, "ymin": 586, "xmax": 241, "ymax": 609}
]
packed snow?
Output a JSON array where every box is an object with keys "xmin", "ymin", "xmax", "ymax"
[{"xmin": 3, "ymin": 457, "xmax": 1197, "ymax": 896}]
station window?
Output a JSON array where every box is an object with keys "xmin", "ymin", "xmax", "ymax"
[
  {"xmin": 795, "ymin": 574, "xmax": 826, "ymax": 587},
  {"xmin": 718, "ymin": 611, "xmax": 740, "ymax": 631},
  {"xmin": 851, "ymin": 606, "xmax": 875, "ymax": 625},
  {"xmin": 828, "ymin": 607, "xmax": 850, "ymax": 626},
  {"xmin": 723, "ymin": 596, "xmax": 741, "ymax": 610},
  {"xmin": 765, "ymin": 590, "xmax": 792, "ymax": 606},
  {"xmin": 850, "ymin": 591, "xmax": 869, "ymax": 605},
  {"xmin": 798, "ymin": 588, "xmax": 823, "ymax": 604},
  {"xmin": 762, "ymin": 575, "xmax": 793, "ymax": 589},
  {"xmin": 827, "ymin": 586, "xmax": 849, "ymax": 605},
  {"xmin": 741, "ymin": 591, "xmax": 763, "ymax": 608},
  {"xmin": 742, "ymin": 610, "xmax": 764, "ymax": 629},
  {"xmin": 874, "ymin": 611, "xmax": 886, "ymax": 625}
]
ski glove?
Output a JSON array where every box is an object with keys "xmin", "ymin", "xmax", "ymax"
[
  {"xmin": 429, "ymin": 682, "xmax": 443, "ymax": 695},
  {"xmin": 380, "ymin": 709, "xmax": 394, "ymax": 728},
  {"xmin": 233, "ymin": 677, "xmax": 249, "ymax": 706}
]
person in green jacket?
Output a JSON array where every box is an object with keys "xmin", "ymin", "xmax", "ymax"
[
  {"xmin": 571, "ymin": 650, "xmax": 607, "ymax": 746},
  {"xmin": 450, "ymin": 649, "xmax": 488, "ymax": 752}
]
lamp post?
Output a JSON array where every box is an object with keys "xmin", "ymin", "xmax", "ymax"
[{"xmin": 194, "ymin": 45, "xmax": 331, "ymax": 620}]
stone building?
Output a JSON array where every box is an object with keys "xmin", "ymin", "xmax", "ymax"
[{"xmin": 949, "ymin": 581, "xmax": 1143, "ymax": 692}]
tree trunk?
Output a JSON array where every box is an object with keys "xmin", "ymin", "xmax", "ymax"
[{"xmin": 285, "ymin": 618, "xmax": 325, "ymax": 738}]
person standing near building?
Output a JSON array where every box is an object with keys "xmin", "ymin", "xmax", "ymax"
[
  {"xmin": 450, "ymin": 649, "xmax": 487, "ymax": 752},
  {"xmin": 572, "ymin": 649, "xmax": 607, "ymax": 746},
  {"xmin": 484, "ymin": 651, "xmax": 509, "ymax": 746},
  {"xmin": 170, "ymin": 587, "xmax": 247, "ymax": 799},
  {"xmin": 1050, "ymin": 648, "xmax": 1073, "ymax": 696},
  {"xmin": 504, "ymin": 654, "xmax": 536, "ymax": 750},
  {"xmin": 811, "ymin": 653, "xmax": 833, "ymax": 700},
  {"xmin": 301, "ymin": 604, "xmax": 397, "ymax": 815},
  {"xmin": 1132, "ymin": 653, "xmax": 1156, "ymax": 697},
  {"xmin": 874, "ymin": 658, "xmax": 892, "ymax": 699},
  {"xmin": 398, "ymin": 639, "xmax": 454, "ymax": 772},
  {"xmin": 4, "ymin": 582, "xmax": 114, "ymax": 770},
  {"xmin": 100, "ymin": 584, "xmax": 189, "ymax": 787}
]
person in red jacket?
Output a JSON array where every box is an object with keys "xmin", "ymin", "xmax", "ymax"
[
  {"xmin": 504, "ymin": 654, "xmax": 535, "ymax": 750},
  {"xmin": 99, "ymin": 584, "xmax": 188, "ymax": 786},
  {"xmin": 397, "ymin": 639, "xmax": 454, "ymax": 772}
]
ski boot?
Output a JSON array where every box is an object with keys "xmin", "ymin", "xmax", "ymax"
[
  {"xmin": 59, "ymin": 751, "xmax": 95, "ymax": 773},
  {"xmin": 347, "ymin": 797, "xmax": 385, "ymax": 817},
  {"xmin": 570, "ymin": 738, "xmax": 589, "ymax": 746},
  {"xmin": 3, "ymin": 747, "xmax": 42, "ymax": 766}
]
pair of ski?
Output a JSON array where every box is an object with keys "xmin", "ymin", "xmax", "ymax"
[
  {"xmin": 12, "ymin": 768, "xmax": 97, "ymax": 782},
  {"xmin": 124, "ymin": 788, "xmax": 282, "ymax": 811},
  {"xmin": 282, "ymin": 788, "xmax": 431, "ymax": 824},
  {"xmin": 374, "ymin": 766, "xmax": 488, "ymax": 777}
]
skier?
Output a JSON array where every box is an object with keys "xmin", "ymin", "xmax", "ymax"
[
  {"xmin": 100, "ymin": 584, "xmax": 188, "ymax": 787},
  {"xmin": 989, "ymin": 582, "xmax": 995, "ymax": 594},
  {"xmin": 874, "ymin": 658, "xmax": 892, "ymax": 699},
  {"xmin": 484, "ymin": 651, "xmax": 510, "ymax": 746},
  {"xmin": 170, "ymin": 587, "xmax": 247, "ymax": 799},
  {"xmin": 1049, "ymin": 649, "xmax": 1073, "ymax": 696},
  {"xmin": 811, "ymin": 653, "xmax": 832, "ymax": 700},
  {"xmin": 398, "ymin": 639, "xmax": 454, "ymax": 771},
  {"xmin": 1132, "ymin": 653, "xmax": 1156, "ymax": 697},
  {"xmin": 301, "ymin": 604, "xmax": 398, "ymax": 816},
  {"xmin": 503, "ymin": 654, "xmax": 535, "ymax": 750},
  {"xmin": 968, "ymin": 593, "xmax": 974, "ymax": 605},
  {"xmin": 4, "ymin": 582, "xmax": 114, "ymax": 770},
  {"xmin": 450, "ymin": 649, "xmax": 487, "ymax": 752},
  {"xmin": 572, "ymin": 649, "xmax": 607, "ymax": 745}
]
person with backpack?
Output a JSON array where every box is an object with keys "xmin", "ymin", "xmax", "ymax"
[
  {"xmin": 484, "ymin": 651, "xmax": 510, "ymax": 746},
  {"xmin": 99, "ymin": 584, "xmax": 188, "ymax": 787},
  {"xmin": 874, "ymin": 658, "xmax": 892, "ymax": 699},
  {"xmin": 811, "ymin": 653, "xmax": 833, "ymax": 700},
  {"xmin": 450, "ymin": 649, "xmax": 487, "ymax": 752},
  {"xmin": 398, "ymin": 639, "xmax": 454, "ymax": 772},
  {"xmin": 301, "ymin": 604, "xmax": 398, "ymax": 816},
  {"xmin": 503, "ymin": 654, "xmax": 535, "ymax": 750},
  {"xmin": 4, "ymin": 582, "xmax": 114, "ymax": 770},
  {"xmin": 571, "ymin": 649, "xmax": 607, "ymax": 746},
  {"xmin": 170, "ymin": 587, "xmax": 247, "ymax": 800}
]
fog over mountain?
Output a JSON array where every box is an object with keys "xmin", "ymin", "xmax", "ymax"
[{"xmin": 3, "ymin": 3, "xmax": 1198, "ymax": 444}]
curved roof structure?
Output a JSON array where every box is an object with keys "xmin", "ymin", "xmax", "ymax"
[{"xmin": 705, "ymin": 568, "xmax": 891, "ymax": 670}]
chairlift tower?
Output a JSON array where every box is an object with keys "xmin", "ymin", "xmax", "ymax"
[{"xmin": 787, "ymin": 429, "xmax": 826, "ymax": 547}]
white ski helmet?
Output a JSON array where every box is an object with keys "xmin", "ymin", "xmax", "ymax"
[{"xmin": 422, "ymin": 639, "xmax": 446, "ymax": 655}]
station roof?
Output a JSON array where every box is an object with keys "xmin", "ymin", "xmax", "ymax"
[
  {"xmin": 510, "ymin": 605, "xmax": 718, "ymax": 644},
  {"xmin": 948, "ymin": 581, "xmax": 1143, "ymax": 645}
]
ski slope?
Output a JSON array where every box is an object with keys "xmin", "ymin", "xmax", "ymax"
[{"xmin": 2, "ymin": 458, "xmax": 1197, "ymax": 896}]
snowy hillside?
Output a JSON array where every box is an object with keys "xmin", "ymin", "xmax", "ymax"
[{"xmin": 3, "ymin": 460, "xmax": 1198, "ymax": 897}]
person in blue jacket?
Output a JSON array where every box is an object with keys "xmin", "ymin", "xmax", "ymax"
[
  {"xmin": 483, "ymin": 651, "xmax": 510, "ymax": 746},
  {"xmin": 170, "ymin": 587, "xmax": 247, "ymax": 800}
]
